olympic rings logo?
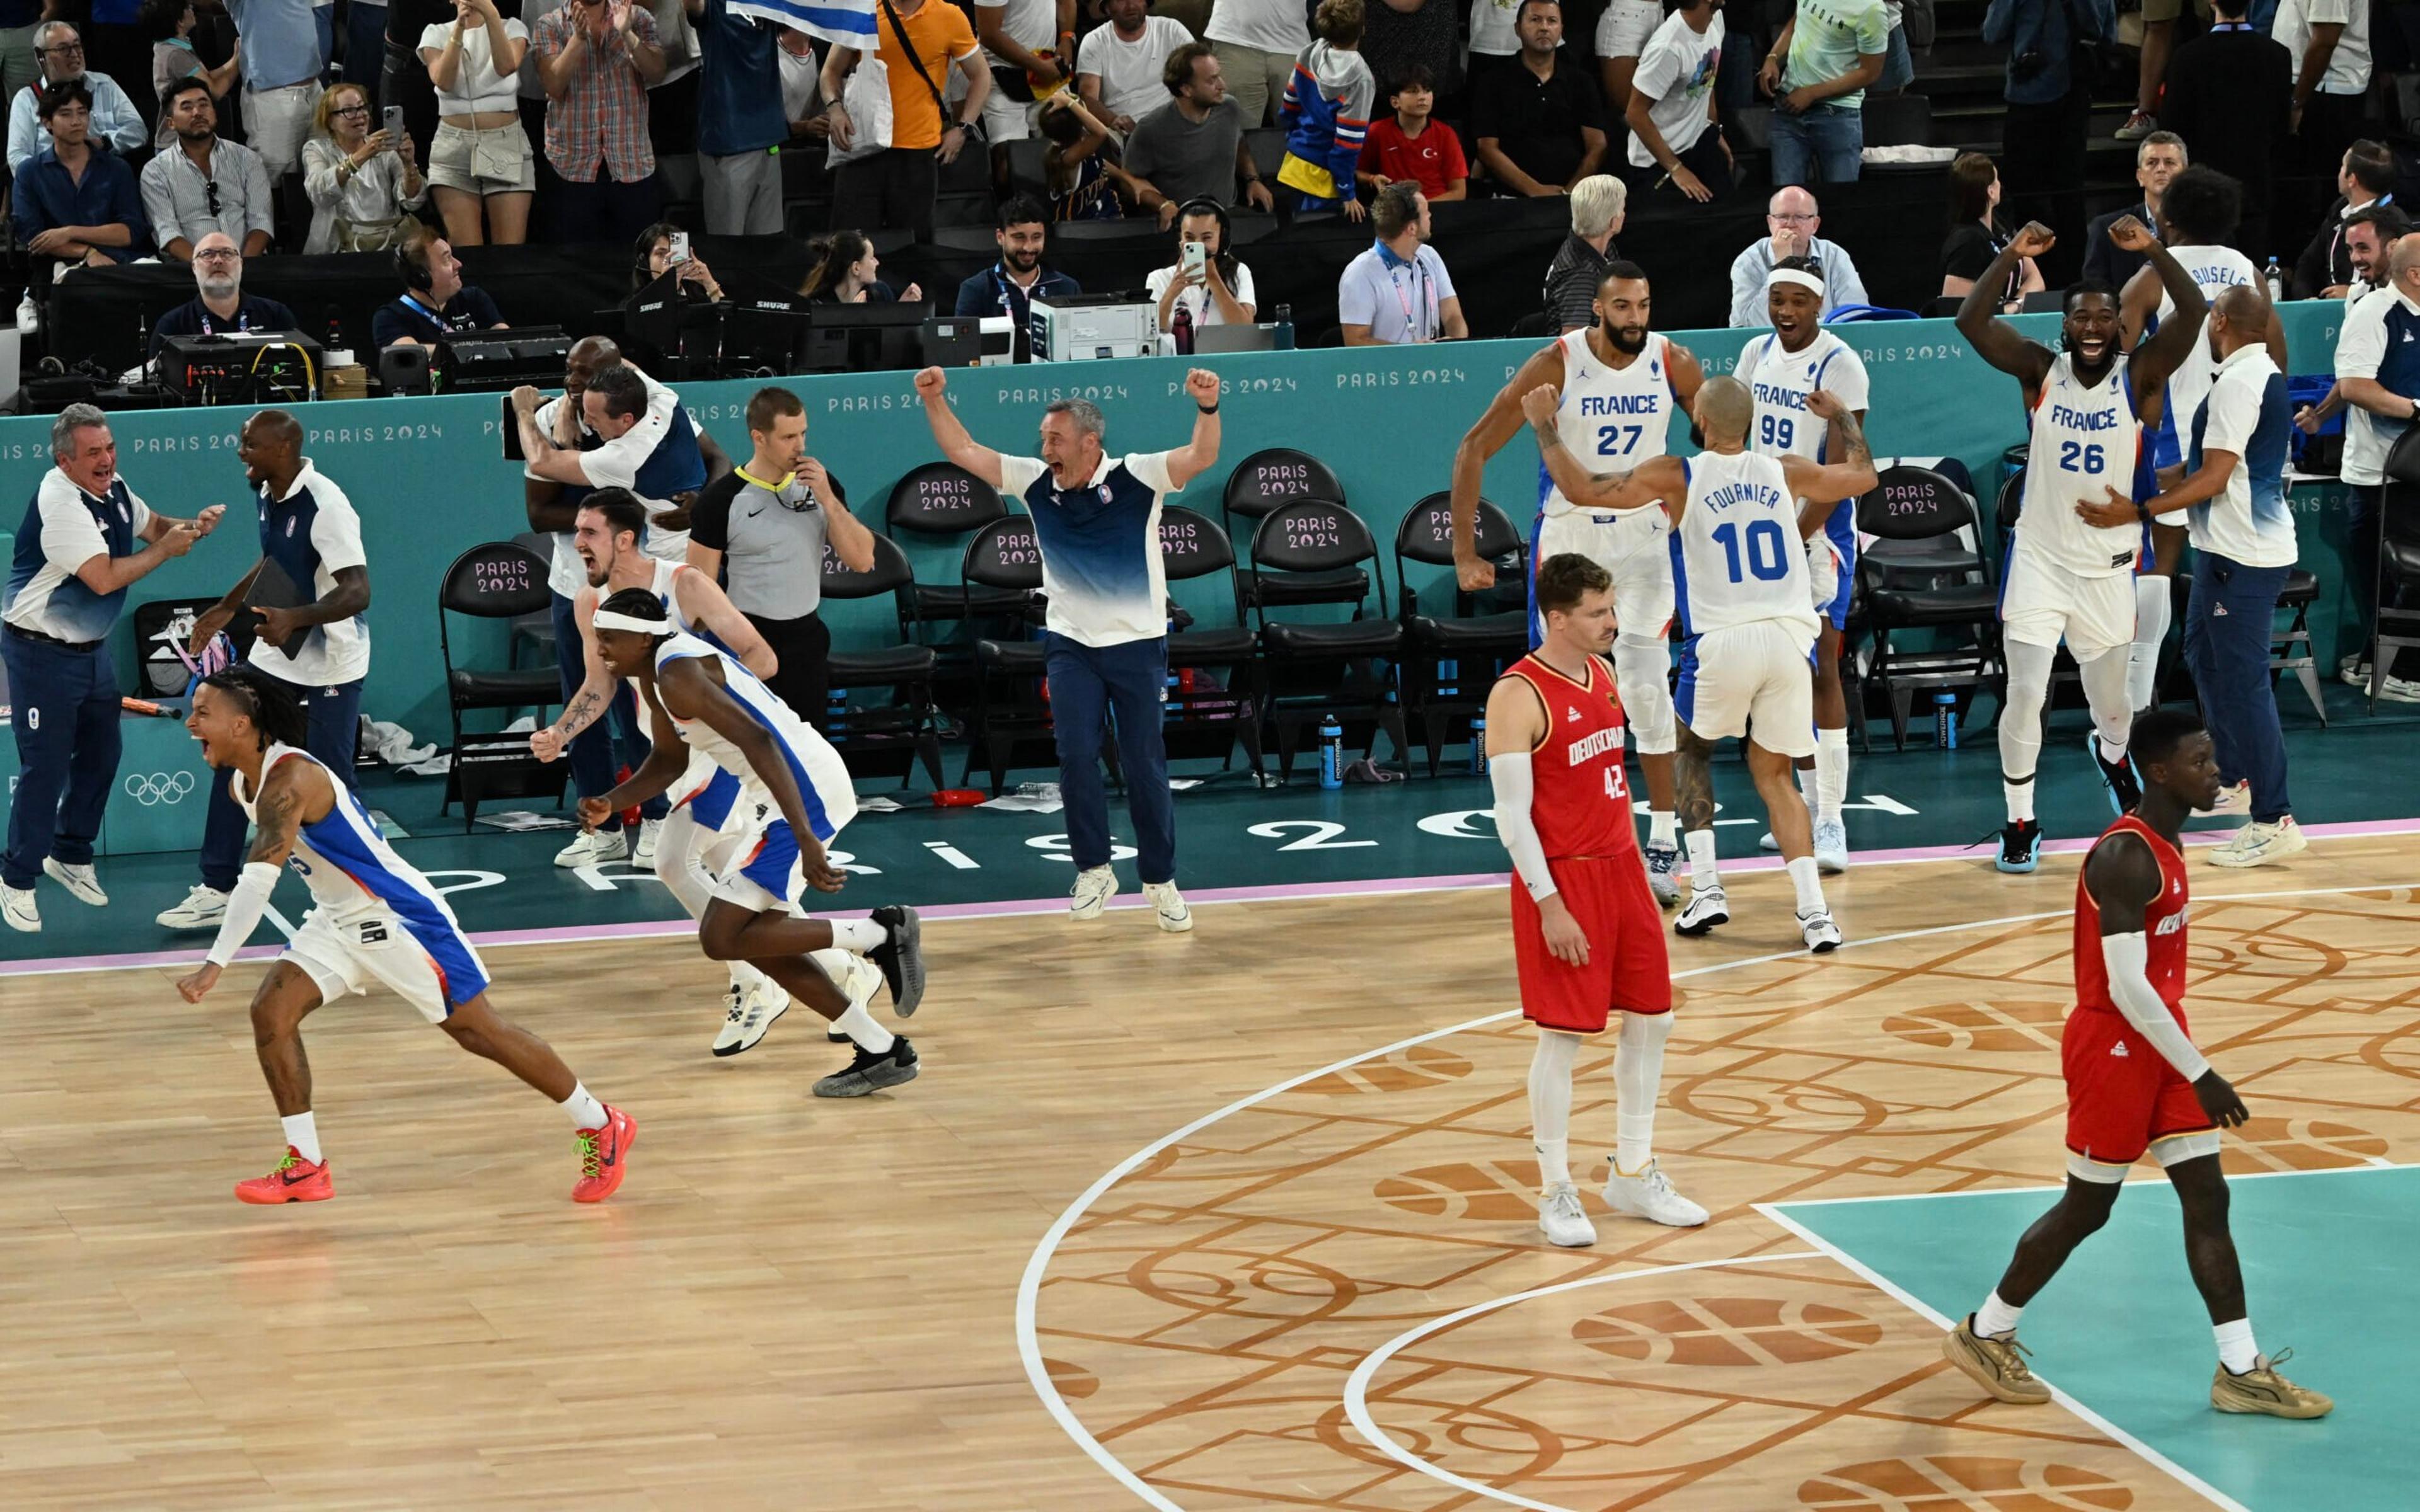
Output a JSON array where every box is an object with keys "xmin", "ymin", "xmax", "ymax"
[{"xmin": 123, "ymin": 772, "xmax": 197, "ymax": 806}]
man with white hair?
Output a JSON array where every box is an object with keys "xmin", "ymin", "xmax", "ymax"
[
  {"xmin": 3, "ymin": 21, "xmax": 146, "ymax": 173},
  {"xmin": 1726, "ymin": 186, "xmax": 1868, "ymax": 325},
  {"xmin": 1542, "ymin": 175, "xmax": 1624, "ymax": 334},
  {"xmin": 915, "ymin": 365, "xmax": 1228, "ymax": 932},
  {"xmin": 146, "ymin": 233, "xmax": 297, "ymax": 367}
]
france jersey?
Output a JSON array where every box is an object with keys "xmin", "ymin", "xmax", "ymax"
[
  {"xmin": 234, "ymin": 743, "xmax": 492, "ymax": 1015},
  {"xmin": 624, "ymin": 561, "xmax": 742, "ymax": 830},
  {"xmin": 1734, "ymin": 328, "xmax": 1870, "ymax": 623},
  {"xmin": 2148, "ymin": 243, "xmax": 2259, "ymax": 469},
  {"xmin": 1540, "ymin": 328, "xmax": 1680, "ymax": 518},
  {"xmin": 2017, "ymin": 353, "xmax": 2150, "ymax": 578},
  {"xmin": 650, "ymin": 631, "xmax": 857, "ymax": 844},
  {"xmin": 1668, "ymin": 450, "xmax": 1820, "ymax": 642}
]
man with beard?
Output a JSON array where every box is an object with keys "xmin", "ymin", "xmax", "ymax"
[
  {"xmin": 1734, "ymin": 256, "xmax": 1867, "ymax": 876},
  {"xmin": 1450, "ymin": 261, "xmax": 1704, "ymax": 910},
  {"xmin": 1956, "ymin": 217, "xmax": 2206, "ymax": 874},
  {"xmin": 146, "ymin": 232, "xmax": 296, "ymax": 368},
  {"xmin": 531, "ymin": 490, "xmax": 838, "ymax": 1057},
  {"xmin": 138, "ymin": 76, "xmax": 274, "ymax": 261},
  {"xmin": 952, "ymin": 195, "xmax": 1081, "ymax": 365}
]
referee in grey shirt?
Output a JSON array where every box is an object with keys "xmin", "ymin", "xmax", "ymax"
[{"xmin": 686, "ymin": 387, "xmax": 877, "ymax": 721}]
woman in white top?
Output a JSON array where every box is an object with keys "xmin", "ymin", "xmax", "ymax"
[
  {"xmin": 420, "ymin": 0, "xmax": 534, "ymax": 246},
  {"xmin": 1146, "ymin": 201, "xmax": 1257, "ymax": 333},
  {"xmin": 301, "ymin": 83, "xmax": 429, "ymax": 253}
]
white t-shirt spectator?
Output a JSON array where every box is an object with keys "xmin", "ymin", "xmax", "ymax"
[
  {"xmin": 2329, "ymin": 282, "xmax": 2420, "ymax": 486},
  {"xmin": 2274, "ymin": 0, "xmax": 2371, "ymax": 95},
  {"xmin": 1203, "ymin": 0, "xmax": 1306, "ymax": 57},
  {"xmin": 1076, "ymin": 15, "xmax": 1193, "ymax": 123},
  {"xmin": 1339, "ymin": 241, "xmax": 1456, "ymax": 343},
  {"xmin": 1470, "ymin": 0, "xmax": 1519, "ymax": 56},
  {"xmin": 2189, "ymin": 345, "xmax": 2298, "ymax": 568},
  {"xmin": 1627, "ymin": 9, "xmax": 1726, "ymax": 168},
  {"xmin": 981, "ymin": 0, "xmax": 1057, "ymax": 70},
  {"xmin": 1146, "ymin": 258, "xmax": 1258, "ymax": 326},
  {"xmin": 780, "ymin": 45, "xmax": 822, "ymax": 122},
  {"xmin": 994, "ymin": 450, "xmax": 1181, "ymax": 646},
  {"xmin": 421, "ymin": 18, "xmax": 530, "ymax": 112},
  {"xmin": 527, "ymin": 374, "xmax": 683, "ymax": 596}
]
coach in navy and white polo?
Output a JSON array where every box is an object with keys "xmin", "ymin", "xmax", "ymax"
[
  {"xmin": 996, "ymin": 445, "xmax": 1185, "ymax": 885},
  {"xmin": 181, "ymin": 442, "xmax": 374, "ymax": 919},
  {"xmin": 2334, "ymin": 269, "xmax": 2420, "ymax": 690},
  {"xmin": 3, "ymin": 404, "xmax": 219, "ymax": 926}
]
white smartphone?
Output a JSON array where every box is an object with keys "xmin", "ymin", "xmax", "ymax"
[
  {"xmin": 668, "ymin": 231, "xmax": 691, "ymax": 266},
  {"xmin": 1181, "ymin": 239, "xmax": 1206, "ymax": 280}
]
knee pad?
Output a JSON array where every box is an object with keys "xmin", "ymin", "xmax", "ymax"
[{"xmin": 1614, "ymin": 633, "xmax": 1676, "ymax": 754}]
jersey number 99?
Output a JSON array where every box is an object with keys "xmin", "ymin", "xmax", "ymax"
[
  {"xmin": 1758, "ymin": 414, "xmax": 1796, "ymax": 451},
  {"xmin": 1711, "ymin": 518, "xmax": 1791, "ymax": 583},
  {"xmin": 2057, "ymin": 440, "xmax": 2106, "ymax": 475}
]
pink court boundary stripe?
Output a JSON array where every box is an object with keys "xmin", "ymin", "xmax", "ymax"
[{"xmin": 10, "ymin": 815, "xmax": 2419, "ymax": 978}]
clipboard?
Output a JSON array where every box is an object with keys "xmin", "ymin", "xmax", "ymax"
[{"xmin": 244, "ymin": 554, "xmax": 313, "ymax": 658}]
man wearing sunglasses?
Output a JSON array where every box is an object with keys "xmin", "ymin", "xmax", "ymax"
[
  {"xmin": 138, "ymin": 74, "xmax": 274, "ymax": 262},
  {"xmin": 146, "ymin": 232, "xmax": 297, "ymax": 366},
  {"xmin": 3, "ymin": 22, "xmax": 146, "ymax": 175}
]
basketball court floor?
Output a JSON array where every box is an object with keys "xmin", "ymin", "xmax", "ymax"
[{"xmin": 4, "ymin": 699, "xmax": 2416, "ymax": 1509}]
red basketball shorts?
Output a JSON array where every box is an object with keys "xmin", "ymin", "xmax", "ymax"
[
  {"xmin": 1510, "ymin": 853, "xmax": 1673, "ymax": 1034},
  {"xmin": 2061, "ymin": 1004, "xmax": 2213, "ymax": 1167}
]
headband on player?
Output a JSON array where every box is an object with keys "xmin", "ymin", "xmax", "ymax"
[
  {"xmin": 593, "ymin": 609, "xmax": 671, "ymax": 634},
  {"xmin": 1766, "ymin": 268, "xmax": 1826, "ymax": 298}
]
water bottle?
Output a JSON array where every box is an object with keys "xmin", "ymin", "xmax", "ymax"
[
  {"xmin": 1933, "ymin": 691, "xmax": 1959, "ymax": 750},
  {"xmin": 1171, "ymin": 302, "xmax": 1194, "ymax": 357},
  {"xmin": 1318, "ymin": 715, "xmax": 1344, "ymax": 789},
  {"xmin": 2263, "ymin": 256, "xmax": 2285, "ymax": 306},
  {"xmin": 1470, "ymin": 714, "xmax": 1489, "ymax": 777},
  {"xmin": 827, "ymin": 689, "xmax": 848, "ymax": 741},
  {"xmin": 1272, "ymin": 303, "xmax": 1296, "ymax": 350}
]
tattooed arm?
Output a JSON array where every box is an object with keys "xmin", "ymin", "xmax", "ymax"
[
  {"xmin": 1672, "ymin": 723, "xmax": 1719, "ymax": 836},
  {"xmin": 1787, "ymin": 391, "xmax": 1879, "ymax": 532},
  {"xmin": 178, "ymin": 756, "xmax": 333, "ymax": 1001},
  {"xmin": 533, "ymin": 590, "xmax": 617, "ymax": 761}
]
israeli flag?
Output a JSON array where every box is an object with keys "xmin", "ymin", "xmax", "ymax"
[{"xmin": 733, "ymin": 0, "xmax": 878, "ymax": 48}]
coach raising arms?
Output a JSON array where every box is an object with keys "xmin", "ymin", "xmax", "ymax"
[
  {"xmin": 4, "ymin": 403, "xmax": 224, "ymax": 933},
  {"xmin": 916, "ymin": 365, "xmax": 1224, "ymax": 934}
]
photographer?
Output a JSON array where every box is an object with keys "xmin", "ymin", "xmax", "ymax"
[
  {"xmin": 1982, "ymin": 0, "xmax": 2111, "ymax": 284},
  {"xmin": 1145, "ymin": 199, "xmax": 1255, "ymax": 340}
]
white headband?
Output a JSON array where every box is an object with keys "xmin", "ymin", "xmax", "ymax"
[
  {"xmin": 1767, "ymin": 268, "xmax": 1826, "ymax": 297},
  {"xmin": 593, "ymin": 609, "xmax": 669, "ymax": 634}
]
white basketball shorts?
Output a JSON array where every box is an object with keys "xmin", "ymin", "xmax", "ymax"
[
  {"xmin": 1999, "ymin": 538, "xmax": 2137, "ymax": 660},
  {"xmin": 1676, "ymin": 619, "xmax": 1819, "ymax": 757},
  {"xmin": 1532, "ymin": 506, "xmax": 1675, "ymax": 644},
  {"xmin": 285, "ymin": 902, "xmax": 492, "ymax": 1024}
]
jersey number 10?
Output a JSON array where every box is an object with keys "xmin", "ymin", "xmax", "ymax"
[{"xmin": 1711, "ymin": 518, "xmax": 1791, "ymax": 583}]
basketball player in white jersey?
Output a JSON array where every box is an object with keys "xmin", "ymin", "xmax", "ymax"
[
  {"xmin": 1521, "ymin": 377, "xmax": 1879, "ymax": 951},
  {"xmin": 1734, "ymin": 256, "xmax": 1869, "ymax": 874},
  {"xmin": 1958, "ymin": 216, "xmax": 2208, "ymax": 874},
  {"xmin": 173, "ymin": 668, "xmax": 636, "ymax": 1205},
  {"xmin": 530, "ymin": 490, "xmax": 867, "ymax": 1058},
  {"xmin": 589, "ymin": 589, "xmax": 928, "ymax": 1099},
  {"xmin": 2118, "ymin": 167, "xmax": 2288, "ymax": 721},
  {"xmin": 1450, "ymin": 261, "xmax": 1707, "ymax": 907}
]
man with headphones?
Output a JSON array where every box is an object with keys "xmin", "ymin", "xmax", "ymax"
[{"xmin": 371, "ymin": 232, "xmax": 509, "ymax": 348}]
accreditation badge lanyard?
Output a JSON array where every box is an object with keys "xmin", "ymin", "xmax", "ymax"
[{"xmin": 1390, "ymin": 255, "xmax": 1436, "ymax": 342}]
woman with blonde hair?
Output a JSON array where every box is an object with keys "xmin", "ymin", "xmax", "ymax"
[
  {"xmin": 418, "ymin": 0, "xmax": 534, "ymax": 245},
  {"xmin": 301, "ymin": 82, "xmax": 428, "ymax": 253}
]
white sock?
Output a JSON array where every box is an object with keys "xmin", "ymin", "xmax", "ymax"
[
  {"xmin": 1685, "ymin": 829, "xmax": 1720, "ymax": 891},
  {"xmin": 2128, "ymin": 575, "xmax": 2170, "ymax": 712},
  {"xmin": 1797, "ymin": 765, "xmax": 1817, "ymax": 808},
  {"xmin": 1613, "ymin": 1011, "xmax": 1669, "ymax": 1173},
  {"xmin": 1528, "ymin": 1031, "xmax": 1579, "ymax": 1189},
  {"xmin": 1974, "ymin": 1289, "xmax": 2024, "ymax": 1339},
  {"xmin": 1786, "ymin": 855, "xmax": 1826, "ymax": 915},
  {"xmin": 833, "ymin": 999, "xmax": 896, "ymax": 1052},
  {"xmin": 2214, "ymin": 1317, "xmax": 2260, "ymax": 1373},
  {"xmin": 280, "ymin": 1112, "xmax": 321, "ymax": 1164},
  {"xmin": 560, "ymin": 1082, "xmax": 608, "ymax": 1130},
  {"xmin": 829, "ymin": 917, "xmax": 885, "ymax": 953},
  {"xmin": 1814, "ymin": 728, "xmax": 1849, "ymax": 826},
  {"xmin": 2003, "ymin": 777, "xmax": 2036, "ymax": 825},
  {"xmin": 1647, "ymin": 808, "xmax": 1677, "ymax": 849}
]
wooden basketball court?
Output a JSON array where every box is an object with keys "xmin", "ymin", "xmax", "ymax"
[{"xmin": 6, "ymin": 833, "xmax": 2416, "ymax": 1509}]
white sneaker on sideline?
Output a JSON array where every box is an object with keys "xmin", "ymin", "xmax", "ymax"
[
  {"xmin": 2193, "ymin": 781, "xmax": 2250, "ymax": 818},
  {"xmin": 712, "ymin": 976, "xmax": 792, "ymax": 1057},
  {"xmin": 1143, "ymin": 879, "xmax": 1192, "ymax": 932},
  {"xmin": 2, "ymin": 884, "xmax": 37, "ymax": 933},
  {"xmin": 1538, "ymin": 1183, "xmax": 1596, "ymax": 1247},
  {"xmin": 1674, "ymin": 885, "xmax": 1729, "ymax": 937},
  {"xmin": 14, "ymin": 294, "xmax": 37, "ymax": 335},
  {"xmin": 1069, "ymin": 864, "xmax": 1117, "ymax": 920},
  {"xmin": 554, "ymin": 828, "xmax": 628, "ymax": 868},
  {"xmin": 1643, "ymin": 844, "xmax": 1681, "ymax": 907},
  {"xmin": 631, "ymin": 817, "xmax": 663, "ymax": 868},
  {"xmin": 42, "ymin": 858, "xmax": 108, "ymax": 907},
  {"xmin": 1603, "ymin": 1159, "xmax": 1709, "ymax": 1227},
  {"xmin": 2206, "ymin": 817, "xmax": 2308, "ymax": 869},
  {"xmin": 1799, "ymin": 908, "xmax": 1845, "ymax": 953},
  {"xmin": 1812, "ymin": 818, "xmax": 1848, "ymax": 874},
  {"xmin": 1756, "ymin": 830, "xmax": 1779, "ymax": 852},
  {"xmin": 156, "ymin": 885, "xmax": 229, "ymax": 931}
]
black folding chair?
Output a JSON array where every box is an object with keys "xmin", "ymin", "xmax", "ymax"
[
  {"xmin": 1853, "ymin": 466, "xmax": 2001, "ymax": 750},
  {"xmin": 1248, "ymin": 501, "xmax": 1409, "ymax": 777},
  {"xmin": 820, "ymin": 534, "xmax": 945, "ymax": 789},
  {"xmin": 436, "ymin": 541, "xmax": 567, "ymax": 826},
  {"xmin": 1157, "ymin": 506, "xmax": 1265, "ymax": 781},
  {"xmin": 1395, "ymin": 492, "xmax": 1529, "ymax": 776},
  {"xmin": 960, "ymin": 517, "xmax": 1055, "ymax": 792}
]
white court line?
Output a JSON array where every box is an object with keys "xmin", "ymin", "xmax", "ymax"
[
  {"xmin": 1337, "ymin": 1251, "xmax": 1825, "ymax": 1512},
  {"xmin": 1755, "ymin": 1203, "xmax": 2252, "ymax": 1512},
  {"xmin": 1017, "ymin": 878, "xmax": 2420, "ymax": 1511}
]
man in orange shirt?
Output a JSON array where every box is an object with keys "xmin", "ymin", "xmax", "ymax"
[{"xmin": 821, "ymin": 0, "xmax": 993, "ymax": 239}]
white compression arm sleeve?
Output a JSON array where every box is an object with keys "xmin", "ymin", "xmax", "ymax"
[
  {"xmin": 2100, "ymin": 931, "xmax": 2211, "ymax": 1082},
  {"xmin": 205, "ymin": 861, "xmax": 284, "ymax": 967},
  {"xmin": 1489, "ymin": 751, "xmax": 1559, "ymax": 903}
]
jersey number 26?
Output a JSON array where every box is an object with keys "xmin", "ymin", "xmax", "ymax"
[{"xmin": 2058, "ymin": 440, "xmax": 2107, "ymax": 474}]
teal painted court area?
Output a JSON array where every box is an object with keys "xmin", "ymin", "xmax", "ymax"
[{"xmin": 1767, "ymin": 1166, "xmax": 2420, "ymax": 1512}]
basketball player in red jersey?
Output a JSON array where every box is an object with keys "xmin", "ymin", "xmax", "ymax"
[
  {"xmin": 1486, "ymin": 553, "xmax": 1708, "ymax": 1248},
  {"xmin": 1943, "ymin": 709, "xmax": 2331, "ymax": 1419}
]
